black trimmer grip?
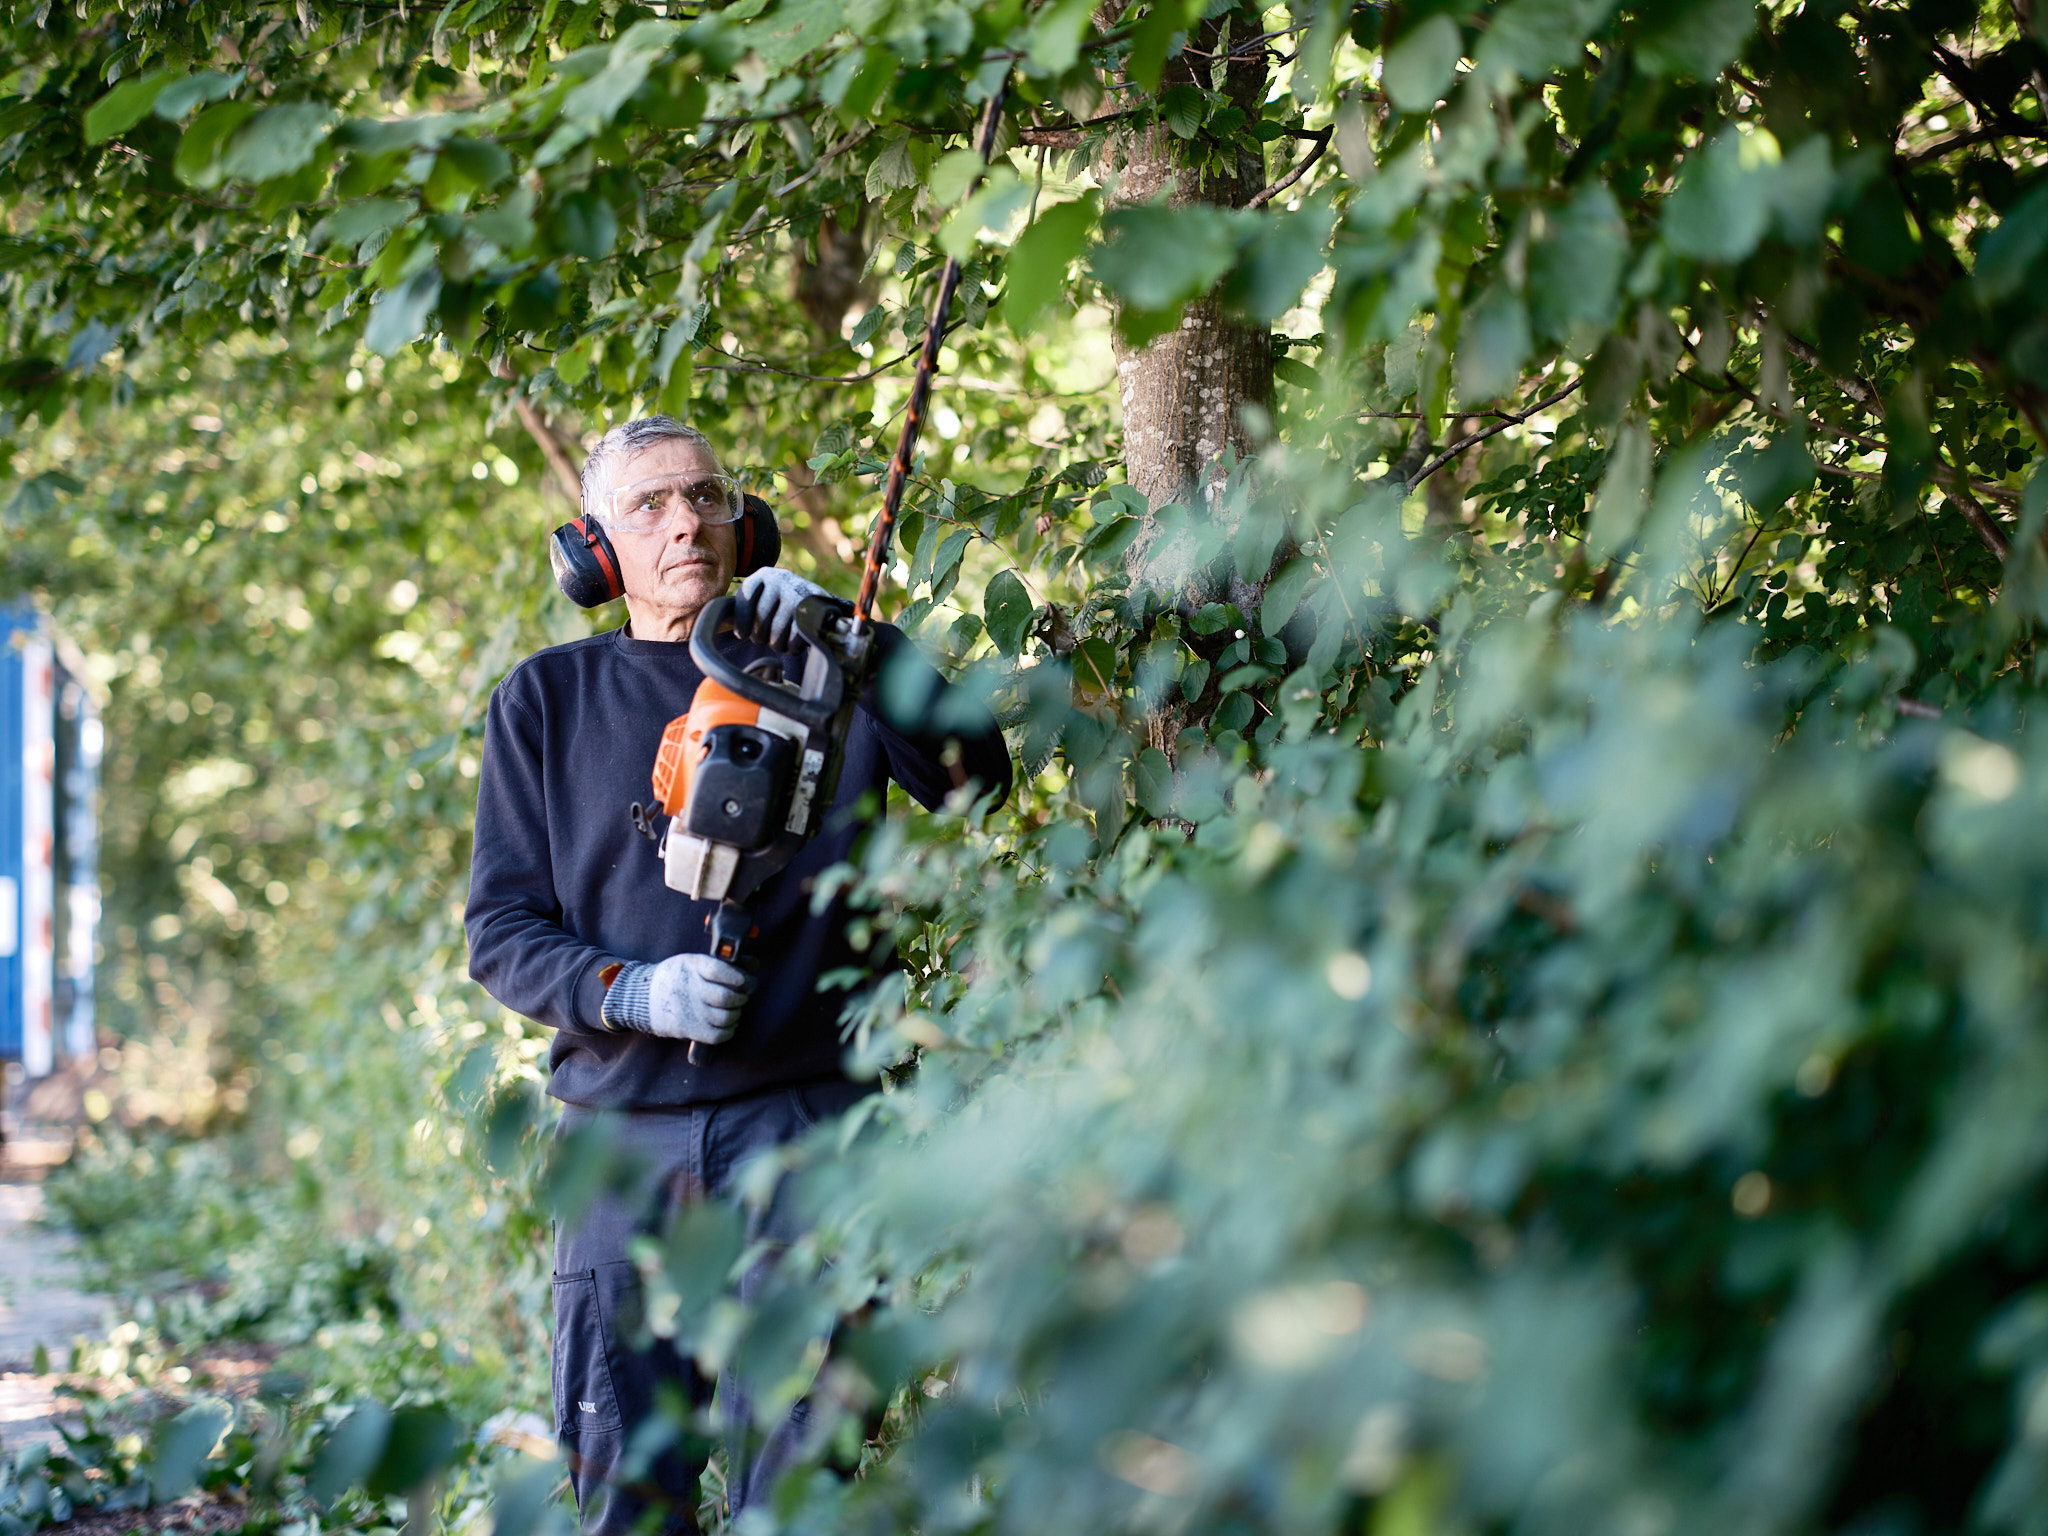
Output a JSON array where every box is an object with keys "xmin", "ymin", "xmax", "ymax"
[{"xmin": 690, "ymin": 595, "xmax": 847, "ymax": 727}]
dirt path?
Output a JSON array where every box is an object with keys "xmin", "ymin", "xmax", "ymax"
[{"xmin": 0, "ymin": 1122, "xmax": 108, "ymax": 1458}]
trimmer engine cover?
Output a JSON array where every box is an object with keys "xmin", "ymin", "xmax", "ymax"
[{"xmin": 685, "ymin": 724, "xmax": 797, "ymax": 851}]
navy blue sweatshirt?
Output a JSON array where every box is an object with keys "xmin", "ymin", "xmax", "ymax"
[{"xmin": 465, "ymin": 621, "xmax": 1011, "ymax": 1109}]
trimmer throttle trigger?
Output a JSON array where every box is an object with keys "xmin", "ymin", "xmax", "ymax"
[{"xmin": 687, "ymin": 900, "xmax": 759, "ymax": 1064}]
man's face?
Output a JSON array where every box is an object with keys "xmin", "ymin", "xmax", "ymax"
[{"xmin": 601, "ymin": 438, "xmax": 739, "ymax": 635}]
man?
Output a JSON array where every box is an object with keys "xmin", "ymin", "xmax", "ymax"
[{"xmin": 465, "ymin": 415, "xmax": 1010, "ymax": 1533}]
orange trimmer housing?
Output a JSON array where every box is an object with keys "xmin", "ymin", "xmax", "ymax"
[{"xmin": 650, "ymin": 678, "xmax": 761, "ymax": 817}]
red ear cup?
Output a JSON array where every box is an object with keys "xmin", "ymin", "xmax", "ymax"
[
  {"xmin": 737, "ymin": 492, "xmax": 781, "ymax": 578},
  {"xmin": 548, "ymin": 516, "xmax": 625, "ymax": 607}
]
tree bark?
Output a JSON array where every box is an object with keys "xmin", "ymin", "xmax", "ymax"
[{"xmin": 1107, "ymin": 2, "xmax": 1275, "ymax": 615}]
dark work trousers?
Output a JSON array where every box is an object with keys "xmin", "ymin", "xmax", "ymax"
[{"xmin": 551, "ymin": 1079, "xmax": 872, "ymax": 1536}]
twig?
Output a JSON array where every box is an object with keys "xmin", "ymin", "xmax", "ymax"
[
  {"xmin": 1944, "ymin": 474, "xmax": 2012, "ymax": 560},
  {"xmin": 491, "ymin": 360, "xmax": 583, "ymax": 507},
  {"xmin": 1405, "ymin": 379, "xmax": 1583, "ymax": 491},
  {"xmin": 1245, "ymin": 127, "xmax": 1331, "ymax": 208}
]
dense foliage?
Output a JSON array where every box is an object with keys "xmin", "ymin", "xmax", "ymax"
[{"xmin": 7, "ymin": 0, "xmax": 2048, "ymax": 1532}]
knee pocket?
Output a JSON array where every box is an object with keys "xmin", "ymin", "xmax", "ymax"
[{"xmin": 552, "ymin": 1267, "xmax": 626, "ymax": 1436}]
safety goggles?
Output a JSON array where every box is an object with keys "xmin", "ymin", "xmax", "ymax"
[{"xmin": 598, "ymin": 472, "xmax": 745, "ymax": 533}]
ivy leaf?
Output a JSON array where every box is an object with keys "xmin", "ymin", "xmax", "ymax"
[
  {"xmin": 1005, "ymin": 195, "xmax": 1098, "ymax": 333},
  {"xmin": 364, "ymin": 267, "xmax": 443, "ymax": 355},
  {"xmin": 84, "ymin": 70, "xmax": 174, "ymax": 143},
  {"xmin": 1382, "ymin": 15, "xmax": 1462, "ymax": 114},
  {"xmin": 985, "ymin": 570, "xmax": 1035, "ymax": 656}
]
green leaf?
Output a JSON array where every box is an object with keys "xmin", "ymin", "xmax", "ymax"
[
  {"xmin": 364, "ymin": 266, "xmax": 443, "ymax": 355},
  {"xmin": 552, "ymin": 190, "xmax": 618, "ymax": 259},
  {"xmin": 1089, "ymin": 205, "xmax": 1243, "ymax": 315},
  {"xmin": 84, "ymin": 70, "xmax": 174, "ymax": 143},
  {"xmin": 173, "ymin": 99, "xmax": 258, "ymax": 186},
  {"xmin": 1028, "ymin": 0, "xmax": 1096, "ymax": 75},
  {"xmin": 1159, "ymin": 84, "xmax": 1206, "ymax": 139},
  {"xmin": 1006, "ymin": 195, "xmax": 1098, "ymax": 333},
  {"xmin": 929, "ymin": 147, "xmax": 986, "ymax": 207},
  {"xmin": 865, "ymin": 136, "xmax": 920, "ymax": 200},
  {"xmin": 985, "ymin": 569, "xmax": 1035, "ymax": 655},
  {"xmin": 1128, "ymin": 0, "xmax": 1190, "ymax": 94},
  {"xmin": 1529, "ymin": 184, "xmax": 1627, "ymax": 346},
  {"xmin": 149, "ymin": 1400, "xmax": 233, "ymax": 1503},
  {"xmin": 1472, "ymin": 0, "xmax": 1617, "ymax": 93},
  {"xmin": 425, "ymin": 136, "xmax": 512, "ymax": 208},
  {"xmin": 1180, "ymin": 655, "xmax": 1211, "ymax": 699},
  {"xmin": 1223, "ymin": 204, "xmax": 1336, "ymax": 323},
  {"xmin": 1382, "ymin": 15, "xmax": 1462, "ymax": 114},
  {"xmin": 366, "ymin": 1406, "xmax": 461, "ymax": 1499},
  {"xmin": 1275, "ymin": 355, "xmax": 1320, "ymax": 389},
  {"xmin": 217, "ymin": 102, "xmax": 338, "ymax": 184},
  {"xmin": 308, "ymin": 1404, "xmax": 392, "ymax": 1508},
  {"xmin": 1978, "ymin": 184, "xmax": 2048, "ymax": 303},
  {"xmin": 1587, "ymin": 420, "xmax": 1650, "ymax": 559},
  {"xmin": 1636, "ymin": 0, "xmax": 1758, "ymax": 79},
  {"xmin": 1133, "ymin": 746, "xmax": 1174, "ymax": 816},
  {"xmin": 1662, "ymin": 125, "xmax": 1781, "ymax": 263},
  {"xmin": 321, "ymin": 198, "xmax": 413, "ymax": 248},
  {"xmin": 1261, "ymin": 556, "xmax": 1315, "ymax": 634},
  {"xmin": 1455, "ymin": 284, "xmax": 1531, "ymax": 406},
  {"xmin": 153, "ymin": 70, "xmax": 241, "ymax": 122},
  {"xmin": 930, "ymin": 526, "xmax": 973, "ymax": 591}
]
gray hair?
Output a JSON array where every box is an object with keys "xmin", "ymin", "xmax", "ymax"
[{"xmin": 579, "ymin": 415, "xmax": 724, "ymax": 512}]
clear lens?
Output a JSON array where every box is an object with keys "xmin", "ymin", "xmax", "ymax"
[{"xmin": 602, "ymin": 473, "xmax": 744, "ymax": 532}]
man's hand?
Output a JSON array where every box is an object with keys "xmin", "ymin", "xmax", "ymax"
[
  {"xmin": 732, "ymin": 567, "xmax": 831, "ymax": 653},
  {"xmin": 600, "ymin": 954, "xmax": 755, "ymax": 1045}
]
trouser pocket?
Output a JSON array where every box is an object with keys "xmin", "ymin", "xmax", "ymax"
[{"xmin": 552, "ymin": 1268, "xmax": 625, "ymax": 1437}]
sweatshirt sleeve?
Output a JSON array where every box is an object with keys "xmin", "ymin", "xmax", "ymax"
[
  {"xmin": 862, "ymin": 623, "xmax": 1014, "ymax": 813},
  {"xmin": 465, "ymin": 681, "xmax": 614, "ymax": 1032}
]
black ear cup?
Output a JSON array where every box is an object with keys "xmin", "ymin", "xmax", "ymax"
[
  {"xmin": 737, "ymin": 492, "xmax": 781, "ymax": 578},
  {"xmin": 548, "ymin": 516, "xmax": 625, "ymax": 607}
]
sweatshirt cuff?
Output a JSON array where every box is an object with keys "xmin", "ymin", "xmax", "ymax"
[{"xmin": 572, "ymin": 955, "xmax": 615, "ymax": 1033}]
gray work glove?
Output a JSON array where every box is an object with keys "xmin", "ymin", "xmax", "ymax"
[
  {"xmin": 600, "ymin": 954, "xmax": 755, "ymax": 1045},
  {"xmin": 732, "ymin": 567, "xmax": 831, "ymax": 653}
]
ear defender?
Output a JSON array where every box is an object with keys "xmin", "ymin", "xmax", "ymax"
[
  {"xmin": 737, "ymin": 492, "xmax": 781, "ymax": 578},
  {"xmin": 549, "ymin": 493, "xmax": 780, "ymax": 606},
  {"xmin": 548, "ymin": 515, "xmax": 625, "ymax": 608}
]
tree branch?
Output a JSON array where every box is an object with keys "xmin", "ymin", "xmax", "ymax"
[
  {"xmin": 1246, "ymin": 127, "xmax": 1331, "ymax": 209},
  {"xmin": 1405, "ymin": 379, "xmax": 1584, "ymax": 491},
  {"xmin": 491, "ymin": 361, "xmax": 583, "ymax": 508}
]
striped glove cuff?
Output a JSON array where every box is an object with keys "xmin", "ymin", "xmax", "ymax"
[{"xmin": 599, "ymin": 961, "xmax": 653, "ymax": 1033}]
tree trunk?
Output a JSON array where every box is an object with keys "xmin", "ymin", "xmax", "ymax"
[{"xmin": 1109, "ymin": 2, "xmax": 1275, "ymax": 617}]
